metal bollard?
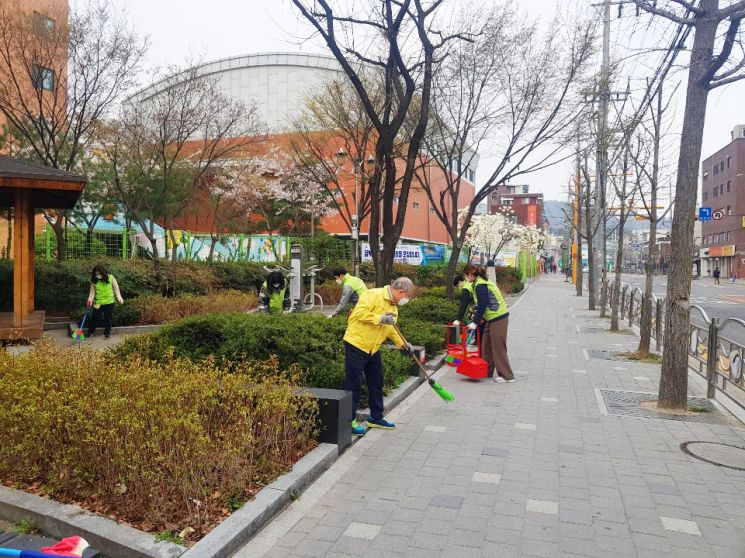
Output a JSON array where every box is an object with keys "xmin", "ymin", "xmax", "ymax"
[
  {"xmin": 628, "ymin": 293, "xmax": 634, "ymax": 327},
  {"xmin": 706, "ymin": 318, "xmax": 719, "ymax": 400}
]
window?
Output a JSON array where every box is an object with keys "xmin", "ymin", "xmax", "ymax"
[
  {"xmin": 727, "ymin": 156, "xmax": 731, "ymax": 168},
  {"xmin": 429, "ymin": 207, "xmax": 435, "ymax": 215},
  {"xmin": 728, "ymin": 205, "xmax": 732, "ymax": 215},
  {"xmin": 720, "ymin": 184, "xmax": 724, "ymax": 194},
  {"xmin": 413, "ymin": 202, "xmax": 420, "ymax": 209},
  {"xmin": 703, "ymin": 192, "xmax": 709, "ymax": 202},
  {"xmin": 522, "ymin": 197, "xmax": 530, "ymax": 205},
  {"xmin": 714, "ymin": 165, "xmax": 718, "ymax": 176},
  {"xmin": 713, "ymin": 187, "xmax": 718, "ymax": 197},
  {"xmin": 502, "ymin": 199, "xmax": 512, "ymax": 206},
  {"xmin": 393, "ymin": 195, "xmax": 399, "ymax": 203},
  {"xmin": 33, "ymin": 12, "xmax": 56, "ymax": 36},
  {"xmin": 704, "ymin": 171, "xmax": 709, "ymax": 180},
  {"xmin": 507, "ymin": 186, "xmax": 516, "ymax": 194},
  {"xmin": 522, "ymin": 185, "xmax": 529, "ymax": 193},
  {"xmin": 727, "ymin": 181, "xmax": 731, "ymax": 192},
  {"xmin": 721, "ymin": 161, "xmax": 725, "ymax": 172},
  {"xmin": 31, "ymin": 64, "xmax": 55, "ymax": 91}
]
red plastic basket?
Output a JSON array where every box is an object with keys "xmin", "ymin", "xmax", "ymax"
[{"xmin": 455, "ymin": 324, "xmax": 488, "ymax": 379}]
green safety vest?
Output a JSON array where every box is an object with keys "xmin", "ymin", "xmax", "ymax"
[
  {"xmin": 461, "ymin": 280, "xmax": 474, "ymax": 299},
  {"xmin": 262, "ymin": 281, "xmax": 287, "ymax": 314},
  {"xmin": 472, "ymin": 277, "xmax": 508, "ymax": 322},
  {"xmin": 93, "ymin": 275, "xmax": 115, "ymax": 305},
  {"xmin": 342, "ymin": 274, "xmax": 367, "ymax": 296}
]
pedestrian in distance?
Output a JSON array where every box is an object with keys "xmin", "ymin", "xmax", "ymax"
[
  {"xmin": 714, "ymin": 267, "xmax": 721, "ymax": 285},
  {"xmin": 328, "ymin": 267, "xmax": 367, "ymax": 318},
  {"xmin": 259, "ymin": 270, "xmax": 291, "ymax": 314},
  {"xmin": 343, "ymin": 277, "xmax": 416, "ymax": 435},
  {"xmin": 463, "ymin": 263, "xmax": 515, "ymax": 383},
  {"xmin": 86, "ymin": 264, "xmax": 124, "ymax": 340}
]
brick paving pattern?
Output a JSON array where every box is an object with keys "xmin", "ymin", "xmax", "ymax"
[{"xmin": 234, "ymin": 276, "xmax": 745, "ymax": 557}]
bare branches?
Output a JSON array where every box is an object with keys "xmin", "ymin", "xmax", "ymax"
[{"xmin": 631, "ymin": 1, "xmax": 697, "ymax": 25}]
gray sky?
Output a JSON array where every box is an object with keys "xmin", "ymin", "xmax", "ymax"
[{"xmin": 98, "ymin": 0, "xmax": 744, "ymax": 203}]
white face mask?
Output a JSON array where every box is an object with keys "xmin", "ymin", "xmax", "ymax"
[
  {"xmin": 272, "ymin": 283, "xmax": 280, "ymax": 289},
  {"xmin": 95, "ymin": 274, "xmax": 102, "ymax": 280},
  {"xmin": 398, "ymin": 297, "xmax": 410, "ymax": 306},
  {"xmin": 335, "ymin": 278, "xmax": 343, "ymax": 285}
]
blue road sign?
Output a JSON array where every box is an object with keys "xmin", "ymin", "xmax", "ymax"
[{"xmin": 699, "ymin": 207, "xmax": 712, "ymax": 221}]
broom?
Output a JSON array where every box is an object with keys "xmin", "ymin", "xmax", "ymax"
[
  {"xmin": 393, "ymin": 324, "xmax": 454, "ymax": 402},
  {"xmin": 71, "ymin": 307, "xmax": 90, "ymax": 341}
]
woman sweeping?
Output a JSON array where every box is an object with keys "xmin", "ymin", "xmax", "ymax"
[
  {"xmin": 463, "ymin": 264, "xmax": 515, "ymax": 383},
  {"xmin": 86, "ymin": 264, "xmax": 124, "ymax": 339}
]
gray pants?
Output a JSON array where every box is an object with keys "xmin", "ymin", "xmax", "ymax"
[{"xmin": 483, "ymin": 317, "xmax": 514, "ymax": 380}]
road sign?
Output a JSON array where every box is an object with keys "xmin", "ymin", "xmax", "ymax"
[
  {"xmin": 699, "ymin": 207, "xmax": 712, "ymax": 221},
  {"xmin": 713, "ymin": 210, "xmax": 725, "ymax": 221}
]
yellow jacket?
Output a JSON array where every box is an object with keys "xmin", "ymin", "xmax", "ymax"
[{"xmin": 343, "ymin": 286, "xmax": 406, "ymax": 354}]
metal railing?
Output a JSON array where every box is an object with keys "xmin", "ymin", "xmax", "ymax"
[{"xmin": 604, "ymin": 279, "xmax": 745, "ymax": 413}]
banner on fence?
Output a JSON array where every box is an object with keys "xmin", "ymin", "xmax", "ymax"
[{"xmin": 249, "ymin": 236, "xmax": 286, "ymax": 262}]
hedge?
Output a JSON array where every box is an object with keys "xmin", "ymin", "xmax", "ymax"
[
  {"xmin": 0, "ymin": 258, "xmax": 522, "ymax": 314},
  {"xmin": 115, "ymin": 311, "xmax": 446, "ymax": 398},
  {"xmin": 0, "ymin": 344, "xmax": 318, "ymax": 541}
]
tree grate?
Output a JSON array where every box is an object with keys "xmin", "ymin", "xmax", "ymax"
[
  {"xmin": 598, "ymin": 389, "xmax": 732, "ymax": 425},
  {"xmin": 587, "ymin": 349, "xmax": 620, "ymax": 360}
]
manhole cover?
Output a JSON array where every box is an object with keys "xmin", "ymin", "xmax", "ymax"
[
  {"xmin": 597, "ymin": 389, "xmax": 733, "ymax": 425},
  {"xmin": 587, "ymin": 349, "xmax": 619, "ymax": 360},
  {"xmin": 681, "ymin": 441, "xmax": 745, "ymax": 471}
]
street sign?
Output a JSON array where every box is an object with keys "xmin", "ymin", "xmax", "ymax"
[
  {"xmin": 713, "ymin": 210, "xmax": 725, "ymax": 221},
  {"xmin": 699, "ymin": 207, "xmax": 712, "ymax": 221}
]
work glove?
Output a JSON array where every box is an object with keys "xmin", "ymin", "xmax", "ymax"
[
  {"xmin": 86, "ymin": 300, "xmax": 93, "ymax": 308},
  {"xmin": 380, "ymin": 313, "xmax": 396, "ymax": 325},
  {"xmin": 327, "ymin": 314, "xmax": 334, "ymax": 319},
  {"xmin": 402, "ymin": 342, "xmax": 413, "ymax": 354},
  {"xmin": 452, "ymin": 320, "xmax": 460, "ymax": 326},
  {"xmin": 467, "ymin": 322, "xmax": 477, "ymax": 331}
]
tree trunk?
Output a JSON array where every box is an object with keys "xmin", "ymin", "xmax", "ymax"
[
  {"xmin": 658, "ymin": 8, "xmax": 717, "ymax": 411},
  {"xmin": 207, "ymin": 236, "xmax": 218, "ymax": 263},
  {"xmin": 576, "ymin": 176, "xmax": 583, "ymax": 297},
  {"xmin": 445, "ymin": 239, "xmax": 463, "ymax": 301},
  {"xmin": 610, "ymin": 211, "xmax": 626, "ymax": 331},
  {"xmin": 584, "ymin": 170, "xmax": 595, "ymax": 309},
  {"xmin": 85, "ymin": 228, "xmax": 94, "ymax": 259},
  {"xmin": 638, "ymin": 86, "xmax": 662, "ymax": 357},
  {"xmin": 53, "ymin": 215, "xmax": 66, "ymax": 262}
]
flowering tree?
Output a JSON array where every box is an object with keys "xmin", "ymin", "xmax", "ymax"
[
  {"xmin": 463, "ymin": 211, "xmax": 520, "ymax": 262},
  {"xmin": 517, "ymin": 226, "xmax": 546, "ymax": 255}
]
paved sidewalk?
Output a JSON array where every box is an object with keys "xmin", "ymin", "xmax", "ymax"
[{"xmin": 234, "ymin": 275, "xmax": 745, "ymax": 558}]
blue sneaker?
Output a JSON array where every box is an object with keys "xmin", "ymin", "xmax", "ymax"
[
  {"xmin": 367, "ymin": 417, "xmax": 395, "ymax": 430},
  {"xmin": 351, "ymin": 420, "xmax": 365, "ymax": 436}
]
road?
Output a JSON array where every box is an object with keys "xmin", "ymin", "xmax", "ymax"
[{"xmin": 620, "ymin": 273, "xmax": 745, "ymax": 346}]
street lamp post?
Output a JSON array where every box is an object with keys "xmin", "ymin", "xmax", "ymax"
[{"xmin": 336, "ymin": 149, "xmax": 374, "ymax": 277}]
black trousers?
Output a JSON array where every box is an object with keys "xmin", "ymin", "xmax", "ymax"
[
  {"xmin": 88, "ymin": 303, "xmax": 114, "ymax": 336},
  {"xmin": 344, "ymin": 342, "xmax": 385, "ymax": 421}
]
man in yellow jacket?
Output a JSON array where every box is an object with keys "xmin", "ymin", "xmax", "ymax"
[{"xmin": 344, "ymin": 277, "xmax": 415, "ymax": 435}]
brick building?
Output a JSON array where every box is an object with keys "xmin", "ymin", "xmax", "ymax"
[
  {"xmin": 701, "ymin": 125, "xmax": 745, "ymax": 278},
  {"xmin": 488, "ymin": 185, "xmax": 545, "ymax": 228}
]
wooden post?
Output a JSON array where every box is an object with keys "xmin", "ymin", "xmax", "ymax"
[{"xmin": 12, "ymin": 190, "xmax": 32, "ymax": 327}]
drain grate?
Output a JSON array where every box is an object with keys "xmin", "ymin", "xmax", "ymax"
[
  {"xmin": 587, "ymin": 349, "xmax": 620, "ymax": 360},
  {"xmin": 597, "ymin": 389, "xmax": 732, "ymax": 425},
  {"xmin": 680, "ymin": 441, "xmax": 745, "ymax": 470}
]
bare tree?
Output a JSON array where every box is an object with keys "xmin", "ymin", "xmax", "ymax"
[
  {"xmin": 423, "ymin": 4, "xmax": 597, "ymax": 295},
  {"xmin": 291, "ymin": 0, "xmax": 469, "ymax": 285},
  {"xmin": 609, "ymin": 144, "xmax": 640, "ymax": 331},
  {"xmin": 632, "ymin": 0, "xmax": 745, "ymax": 410},
  {"xmin": 289, "ymin": 78, "xmax": 379, "ymax": 238},
  {"xmin": 106, "ymin": 64, "xmax": 262, "ymax": 261},
  {"xmin": 0, "ymin": 1, "xmax": 146, "ymax": 260}
]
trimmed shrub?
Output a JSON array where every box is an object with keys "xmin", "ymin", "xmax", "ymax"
[
  {"xmin": 399, "ymin": 295, "xmax": 458, "ymax": 325},
  {"xmin": 0, "ymin": 344, "xmax": 317, "ymax": 541}
]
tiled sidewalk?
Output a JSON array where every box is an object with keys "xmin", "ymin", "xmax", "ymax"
[{"xmin": 234, "ymin": 276, "xmax": 745, "ymax": 558}]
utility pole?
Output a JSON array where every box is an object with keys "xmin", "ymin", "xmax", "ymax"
[{"xmin": 593, "ymin": 0, "xmax": 611, "ymax": 308}]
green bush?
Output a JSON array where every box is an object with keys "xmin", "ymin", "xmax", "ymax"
[
  {"xmin": 399, "ymin": 295, "xmax": 458, "ymax": 325},
  {"xmin": 0, "ymin": 344, "xmax": 317, "ymax": 540},
  {"xmin": 116, "ymin": 311, "xmax": 441, "ymax": 397}
]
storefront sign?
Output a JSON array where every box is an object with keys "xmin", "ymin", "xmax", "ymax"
[
  {"xmin": 709, "ymin": 245, "xmax": 736, "ymax": 257},
  {"xmin": 362, "ymin": 243, "xmax": 447, "ymax": 265}
]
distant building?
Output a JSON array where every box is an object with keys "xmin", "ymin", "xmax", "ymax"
[
  {"xmin": 700, "ymin": 125, "xmax": 745, "ymax": 278},
  {"xmin": 488, "ymin": 185, "xmax": 545, "ymax": 228}
]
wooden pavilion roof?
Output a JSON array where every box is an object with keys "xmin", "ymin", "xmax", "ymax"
[{"xmin": 0, "ymin": 155, "xmax": 87, "ymax": 209}]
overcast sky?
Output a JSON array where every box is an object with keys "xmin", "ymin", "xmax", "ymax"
[{"xmin": 95, "ymin": 0, "xmax": 744, "ymax": 203}]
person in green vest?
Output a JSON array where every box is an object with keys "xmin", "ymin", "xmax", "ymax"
[
  {"xmin": 259, "ymin": 270, "xmax": 291, "ymax": 314},
  {"xmin": 86, "ymin": 264, "xmax": 124, "ymax": 340},
  {"xmin": 328, "ymin": 267, "xmax": 367, "ymax": 318},
  {"xmin": 463, "ymin": 263, "xmax": 515, "ymax": 383},
  {"xmin": 451, "ymin": 273, "xmax": 482, "ymax": 347}
]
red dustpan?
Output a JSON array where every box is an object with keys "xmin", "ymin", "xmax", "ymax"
[{"xmin": 455, "ymin": 324, "xmax": 488, "ymax": 379}]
